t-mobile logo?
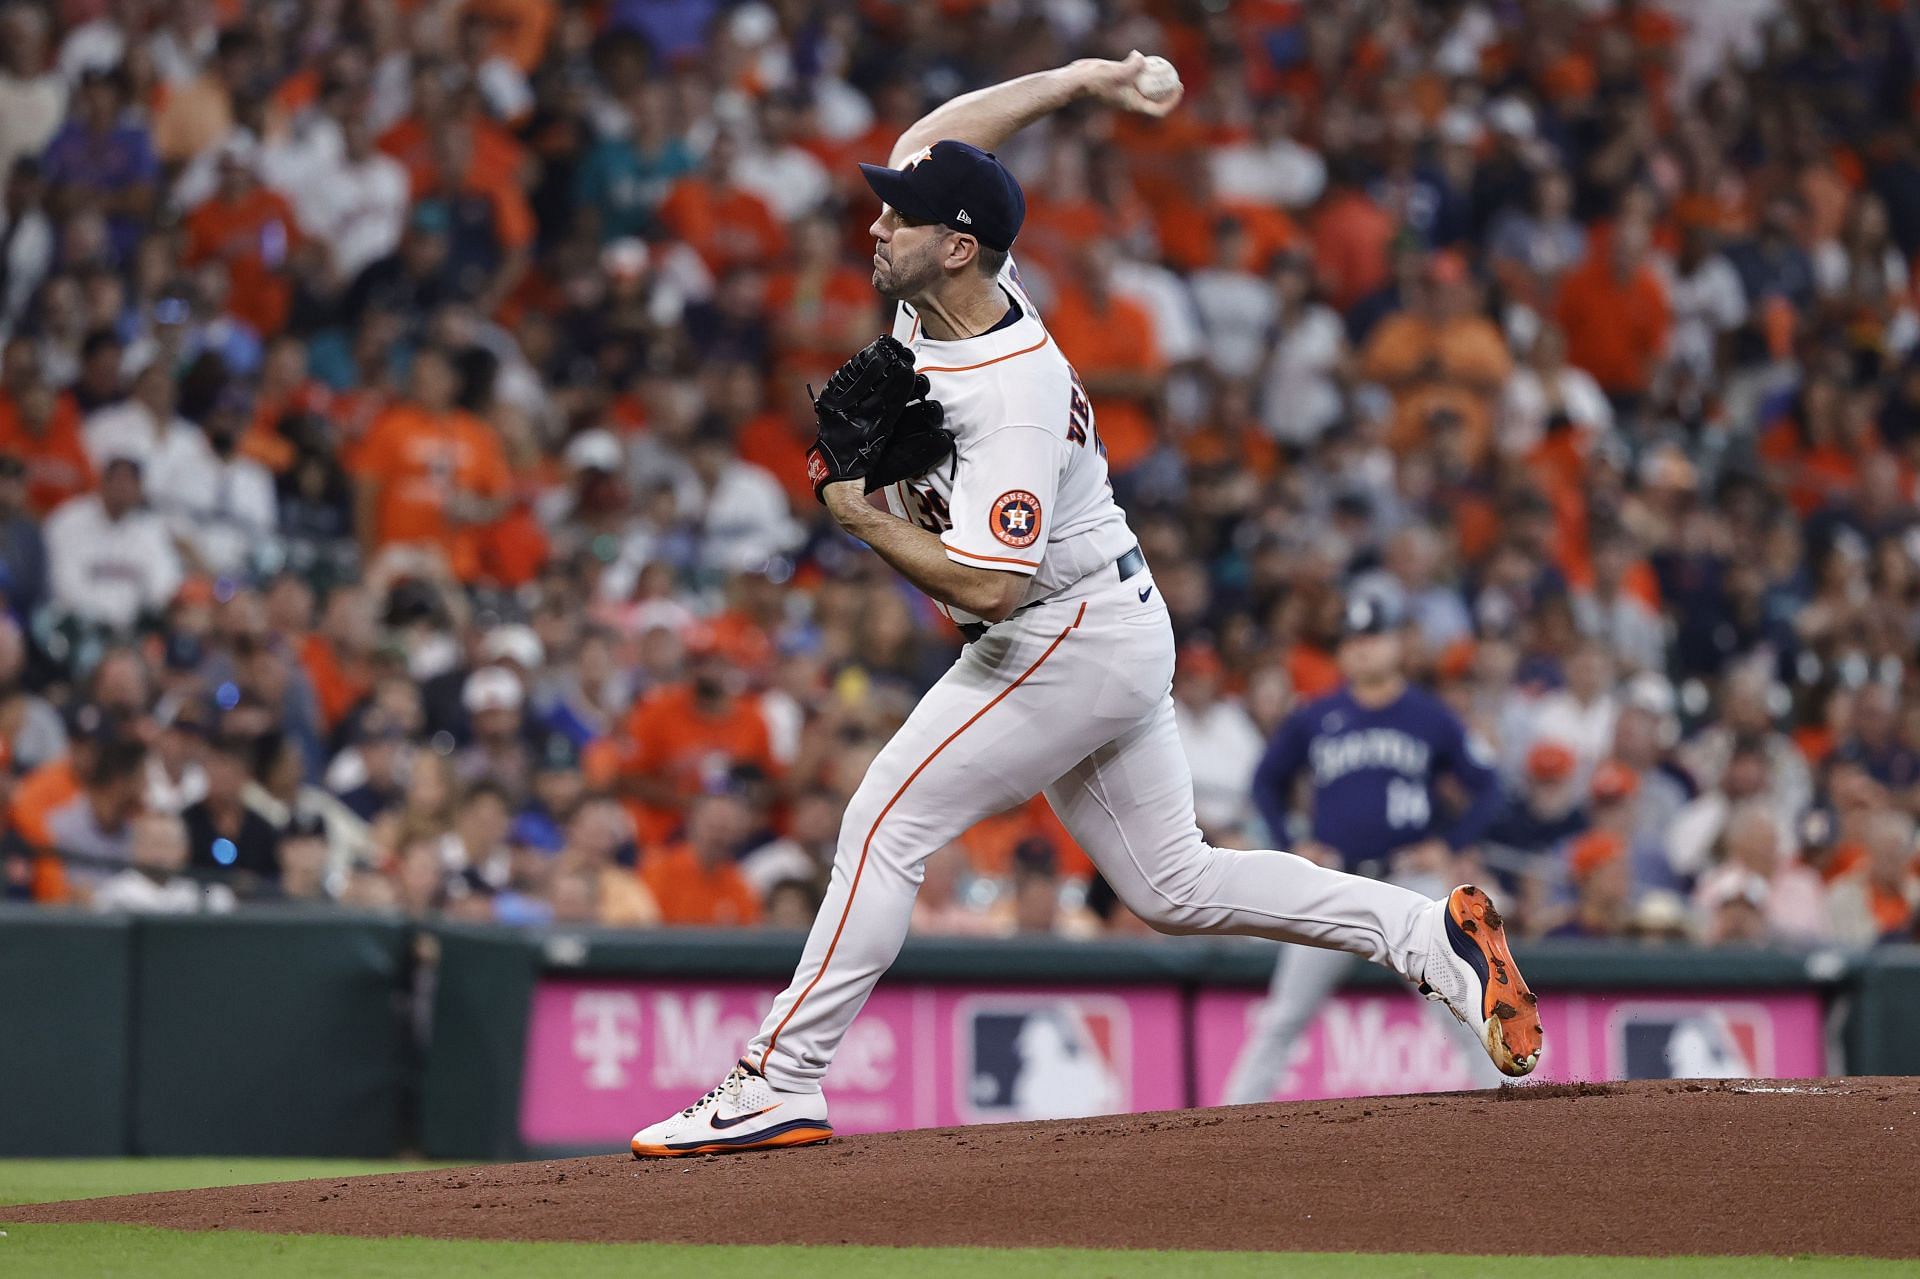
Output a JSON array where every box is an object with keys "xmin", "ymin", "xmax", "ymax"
[{"xmin": 572, "ymin": 992, "xmax": 643, "ymax": 1089}]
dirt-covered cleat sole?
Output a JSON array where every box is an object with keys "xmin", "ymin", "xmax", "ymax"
[{"xmin": 1420, "ymin": 885, "xmax": 1543, "ymax": 1078}]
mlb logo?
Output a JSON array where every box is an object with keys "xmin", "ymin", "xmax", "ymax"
[
  {"xmin": 956, "ymin": 995, "xmax": 1129, "ymax": 1123},
  {"xmin": 1606, "ymin": 1002, "xmax": 1774, "ymax": 1080}
]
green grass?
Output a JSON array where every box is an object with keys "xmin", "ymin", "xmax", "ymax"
[
  {"xmin": 0, "ymin": 1158, "xmax": 449, "ymax": 1207},
  {"xmin": 0, "ymin": 1227, "xmax": 1908, "ymax": 1278},
  {"xmin": 0, "ymin": 1161, "xmax": 1905, "ymax": 1276}
]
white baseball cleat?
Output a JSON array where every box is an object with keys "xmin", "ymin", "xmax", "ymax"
[
  {"xmin": 630, "ymin": 1059, "xmax": 833, "ymax": 1158},
  {"xmin": 1417, "ymin": 885, "xmax": 1544, "ymax": 1078}
]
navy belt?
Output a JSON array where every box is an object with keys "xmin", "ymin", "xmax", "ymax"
[{"xmin": 957, "ymin": 546, "xmax": 1146, "ymax": 644}]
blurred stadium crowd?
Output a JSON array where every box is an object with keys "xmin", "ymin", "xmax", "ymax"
[{"xmin": 4, "ymin": 0, "xmax": 1920, "ymax": 947}]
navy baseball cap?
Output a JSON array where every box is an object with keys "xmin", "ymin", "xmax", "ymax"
[
  {"xmin": 859, "ymin": 140, "xmax": 1026, "ymax": 251},
  {"xmin": 1340, "ymin": 595, "xmax": 1400, "ymax": 639}
]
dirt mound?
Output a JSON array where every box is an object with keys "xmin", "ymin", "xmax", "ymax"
[{"xmin": 13, "ymin": 1078, "xmax": 1920, "ymax": 1257}]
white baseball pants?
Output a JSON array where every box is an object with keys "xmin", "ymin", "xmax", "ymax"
[{"xmin": 747, "ymin": 565, "xmax": 1439, "ymax": 1092}]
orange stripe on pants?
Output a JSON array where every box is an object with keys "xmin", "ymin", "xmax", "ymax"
[{"xmin": 758, "ymin": 602, "xmax": 1087, "ymax": 1073}]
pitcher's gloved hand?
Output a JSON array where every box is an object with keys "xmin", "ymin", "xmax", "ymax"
[
  {"xmin": 805, "ymin": 335, "xmax": 933, "ymax": 500},
  {"xmin": 861, "ymin": 398, "xmax": 955, "ymax": 494}
]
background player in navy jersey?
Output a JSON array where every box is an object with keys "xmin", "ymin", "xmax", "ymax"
[{"xmin": 1223, "ymin": 595, "xmax": 1509, "ymax": 1103}]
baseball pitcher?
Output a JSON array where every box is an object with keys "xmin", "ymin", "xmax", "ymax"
[
  {"xmin": 631, "ymin": 54, "xmax": 1541, "ymax": 1158},
  {"xmin": 1222, "ymin": 596, "xmax": 1510, "ymax": 1105}
]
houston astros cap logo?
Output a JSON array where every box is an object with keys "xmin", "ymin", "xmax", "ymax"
[{"xmin": 991, "ymin": 490, "xmax": 1042, "ymax": 547}]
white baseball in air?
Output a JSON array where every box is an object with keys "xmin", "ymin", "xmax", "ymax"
[{"xmin": 1135, "ymin": 53, "xmax": 1181, "ymax": 101}]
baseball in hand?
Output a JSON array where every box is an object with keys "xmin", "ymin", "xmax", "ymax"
[{"xmin": 1135, "ymin": 54, "xmax": 1181, "ymax": 102}]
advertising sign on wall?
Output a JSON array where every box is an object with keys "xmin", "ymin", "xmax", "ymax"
[
  {"xmin": 519, "ymin": 976, "xmax": 1829, "ymax": 1148},
  {"xmin": 519, "ymin": 979, "xmax": 1185, "ymax": 1147},
  {"xmin": 1190, "ymin": 988, "xmax": 1830, "ymax": 1105}
]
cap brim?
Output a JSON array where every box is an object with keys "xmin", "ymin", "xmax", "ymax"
[{"xmin": 858, "ymin": 162, "xmax": 943, "ymax": 224}]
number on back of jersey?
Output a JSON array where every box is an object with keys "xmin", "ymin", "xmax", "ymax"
[{"xmin": 1385, "ymin": 778, "xmax": 1430, "ymax": 830}]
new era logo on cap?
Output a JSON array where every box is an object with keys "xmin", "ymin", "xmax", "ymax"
[{"xmin": 954, "ymin": 210, "xmax": 972, "ymax": 224}]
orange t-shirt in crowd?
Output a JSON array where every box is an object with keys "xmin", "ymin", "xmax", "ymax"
[
  {"xmin": 1553, "ymin": 256, "xmax": 1671, "ymax": 396},
  {"xmin": 734, "ymin": 411, "xmax": 814, "ymax": 511},
  {"xmin": 246, "ymin": 379, "xmax": 334, "ymax": 474},
  {"xmin": 11, "ymin": 756, "xmax": 80, "ymax": 903},
  {"xmin": 1286, "ymin": 643, "xmax": 1343, "ymax": 700},
  {"xmin": 1360, "ymin": 311, "xmax": 1513, "ymax": 461},
  {"xmin": 640, "ymin": 843, "xmax": 761, "ymax": 926},
  {"xmin": 958, "ymin": 795, "xmax": 1094, "ymax": 880},
  {"xmin": 1312, "ymin": 188, "xmax": 1397, "ymax": 311},
  {"xmin": 1018, "ymin": 194, "xmax": 1110, "ymax": 273},
  {"xmin": 1155, "ymin": 199, "xmax": 1298, "ymax": 274},
  {"xmin": 0, "ymin": 392, "xmax": 94, "ymax": 516},
  {"xmin": 479, "ymin": 502, "xmax": 550, "ymax": 586},
  {"xmin": 1758, "ymin": 419, "xmax": 1864, "ymax": 516},
  {"xmin": 299, "ymin": 634, "xmax": 371, "ymax": 732},
  {"xmin": 767, "ymin": 263, "xmax": 884, "ymax": 386},
  {"xmin": 379, "ymin": 116, "xmax": 526, "ymax": 197},
  {"xmin": 351, "ymin": 404, "xmax": 513, "ymax": 581},
  {"xmin": 657, "ymin": 177, "xmax": 787, "ymax": 274},
  {"xmin": 462, "ymin": 0, "xmax": 556, "ymax": 71},
  {"xmin": 182, "ymin": 187, "xmax": 303, "ymax": 338},
  {"xmin": 1045, "ymin": 285, "xmax": 1164, "ymax": 474},
  {"xmin": 1820, "ymin": 843, "xmax": 1868, "ymax": 884},
  {"xmin": 620, "ymin": 683, "xmax": 777, "ymax": 846}
]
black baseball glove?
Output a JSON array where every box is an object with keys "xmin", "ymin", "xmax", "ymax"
[
  {"xmin": 863, "ymin": 397, "xmax": 955, "ymax": 494},
  {"xmin": 805, "ymin": 336, "xmax": 954, "ymax": 500}
]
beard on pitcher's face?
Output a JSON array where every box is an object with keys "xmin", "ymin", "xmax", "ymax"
[{"xmin": 872, "ymin": 229, "xmax": 945, "ymax": 301}]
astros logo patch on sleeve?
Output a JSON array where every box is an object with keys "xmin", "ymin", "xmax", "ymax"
[{"xmin": 991, "ymin": 490, "xmax": 1042, "ymax": 548}]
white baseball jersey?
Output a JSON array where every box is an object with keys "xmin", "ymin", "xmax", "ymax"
[
  {"xmin": 736, "ymin": 258, "xmax": 1449, "ymax": 1104},
  {"xmin": 882, "ymin": 259, "xmax": 1137, "ymax": 624}
]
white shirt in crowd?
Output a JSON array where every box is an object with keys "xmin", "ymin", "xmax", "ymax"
[
  {"xmin": 473, "ymin": 55, "xmax": 533, "ymax": 122},
  {"xmin": 1259, "ymin": 304, "xmax": 1347, "ymax": 446},
  {"xmin": 733, "ymin": 142, "xmax": 833, "ymax": 222},
  {"xmin": 151, "ymin": 446, "xmax": 278, "ymax": 577},
  {"xmin": 1174, "ymin": 695, "xmax": 1268, "ymax": 836},
  {"xmin": 0, "ymin": 66, "xmax": 66, "ymax": 177},
  {"xmin": 0, "ymin": 199, "xmax": 53, "ymax": 340},
  {"xmin": 1499, "ymin": 363, "xmax": 1615, "ymax": 455},
  {"xmin": 1662, "ymin": 252, "xmax": 1748, "ymax": 384},
  {"xmin": 1111, "ymin": 255, "xmax": 1202, "ymax": 364},
  {"xmin": 302, "ymin": 148, "xmax": 412, "ymax": 281},
  {"xmin": 1188, "ymin": 265, "xmax": 1272, "ymax": 380},
  {"xmin": 84, "ymin": 402, "xmax": 276, "ymax": 575},
  {"xmin": 259, "ymin": 113, "xmax": 346, "ymax": 220},
  {"xmin": 83, "ymin": 398, "xmax": 203, "ymax": 473},
  {"xmin": 1209, "ymin": 137, "xmax": 1327, "ymax": 210},
  {"xmin": 44, "ymin": 494, "xmax": 184, "ymax": 630},
  {"xmin": 91, "ymin": 870, "xmax": 237, "ymax": 915},
  {"xmin": 57, "ymin": 17, "xmax": 128, "ymax": 81},
  {"xmin": 1814, "ymin": 242, "xmax": 1907, "ymax": 298},
  {"xmin": 698, "ymin": 459, "xmax": 803, "ymax": 575},
  {"xmin": 1522, "ymin": 688, "xmax": 1618, "ymax": 783}
]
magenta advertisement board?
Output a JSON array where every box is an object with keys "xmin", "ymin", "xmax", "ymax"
[
  {"xmin": 1191, "ymin": 988, "xmax": 1831, "ymax": 1106},
  {"xmin": 518, "ymin": 978, "xmax": 1186, "ymax": 1148},
  {"xmin": 518, "ymin": 977, "xmax": 1829, "ymax": 1147}
]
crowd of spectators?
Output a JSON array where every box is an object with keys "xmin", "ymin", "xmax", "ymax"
[{"xmin": 4, "ymin": 0, "xmax": 1920, "ymax": 949}]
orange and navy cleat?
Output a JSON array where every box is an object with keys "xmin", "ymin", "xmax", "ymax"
[
  {"xmin": 1418, "ymin": 885, "xmax": 1544, "ymax": 1078},
  {"xmin": 630, "ymin": 1059, "xmax": 833, "ymax": 1158}
]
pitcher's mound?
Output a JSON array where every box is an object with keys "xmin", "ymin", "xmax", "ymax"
[{"xmin": 13, "ymin": 1078, "xmax": 1920, "ymax": 1257}]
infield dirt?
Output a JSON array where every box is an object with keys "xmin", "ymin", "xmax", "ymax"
[{"xmin": 12, "ymin": 1078, "xmax": 1919, "ymax": 1258}]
